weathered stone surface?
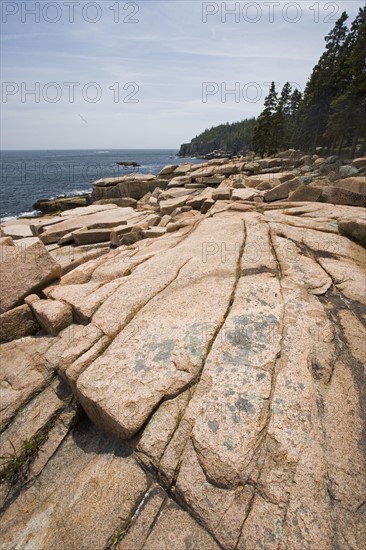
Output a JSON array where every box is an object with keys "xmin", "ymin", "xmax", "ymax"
[
  {"xmin": 94, "ymin": 197, "xmax": 138, "ymax": 208},
  {"xmin": 1, "ymin": 198, "xmax": 365, "ymax": 550},
  {"xmin": 30, "ymin": 299, "xmax": 73, "ymax": 336},
  {"xmin": 214, "ymin": 163, "xmax": 238, "ymax": 175},
  {"xmin": 0, "ymin": 223, "xmax": 33, "ymax": 240},
  {"xmin": 47, "ymin": 242, "xmax": 110, "ymax": 275},
  {"xmin": 0, "ymin": 419, "xmax": 149, "ymax": 550},
  {"xmin": 288, "ymin": 184, "xmax": 323, "ymax": 202},
  {"xmin": 0, "ymin": 240, "xmax": 61, "ymax": 313},
  {"xmin": 201, "ymin": 198, "xmax": 215, "ymax": 213},
  {"xmin": 71, "ymin": 227, "xmax": 112, "ymax": 245},
  {"xmin": 159, "ymin": 187, "xmax": 192, "ymax": 201},
  {"xmin": 320, "ymin": 186, "xmax": 366, "ymax": 206},
  {"xmin": 190, "ymin": 166, "xmax": 215, "ymax": 179},
  {"xmin": 110, "ymin": 225, "xmax": 144, "ymax": 247},
  {"xmin": 173, "ymin": 163, "xmax": 192, "ymax": 175},
  {"xmin": 263, "ymin": 178, "xmax": 301, "ymax": 202},
  {"xmin": 59, "ymin": 204, "xmax": 117, "ymax": 217},
  {"xmin": 334, "ymin": 176, "xmax": 366, "ymax": 194},
  {"xmin": 159, "ymin": 164, "xmax": 179, "ymax": 176},
  {"xmin": 0, "ymin": 337, "xmax": 54, "ymax": 430},
  {"xmin": 338, "ymin": 165, "xmax": 359, "ymax": 179},
  {"xmin": 194, "ymin": 175, "xmax": 225, "ymax": 185},
  {"xmin": 167, "ymin": 176, "xmax": 191, "ymax": 188},
  {"xmin": 91, "ymin": 174, "xmax": 156, "ymax": 200},
  {"xmin": 159, "ymin": 196, "xmax": 189, "ymax": 215},
  {"xmin": 140, "ymin": 497, "xmax": 221, "ymax": 549},
  {"xmin": 143, "ymin": 227, "xmax": 167, "ymax": 238},
  {"xmin": 0, "ymin": 236, "xmax": 15, "ymax": 246},
  {"xmin": 230, "ymin": 173, "xmax": 247, "ymax": 188},
  {"xmin": 39, "ymin": 206, "xmax": 137, "ymax": 244},
  {"xmin": 0, "ymin": 304, "xmax": 40, "ymax": 344},
  {"xmin": 158, "ymin": 214, "xmax": 173, "ymax": 227},
  {"xmin": 76, "ymin": 215, "xmax": 244, "ymax": 439},
  {"xmin": 186, "ymin": 187, "xmax": 214, "ymax": 210},
  {"xmin": 0, "ymin": 379, "xmax": 68, "ymax": 474},
  {"xmin": 144, "ymin": 213, "xmax": 161, "ymax": 227},
  {"xmin": 338, "ymin": 217, "xmax": 366, "ymax": 246},
  {"xmin": 231, "ymin": 188, "xmax": 259, "ymax": 201},
  {"xmin": 212, "ymin": 186, "xmax": 232, "ymax": 201}
]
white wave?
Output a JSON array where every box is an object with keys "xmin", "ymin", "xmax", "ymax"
[{"xmin": 18, "ymin": 210, "xmax": 42, "ymax": 219}]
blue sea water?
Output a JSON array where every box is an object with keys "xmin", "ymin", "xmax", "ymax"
[{"xmin": 0, "ymin": 149, "xmax": 202, "ymax": 220}]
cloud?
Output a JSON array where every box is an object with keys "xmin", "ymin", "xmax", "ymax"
[{"xmin": 1, "ymin": 0, "xmax": 363, "ymax": 149}]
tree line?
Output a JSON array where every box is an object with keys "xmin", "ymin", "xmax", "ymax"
[
  {"xmin": 253, "ymin": 7, "xmax": 366, "ymax": 158},
  {"xmin": 191, "ymin": 118, "xmax": 256, "ymax": 154}
]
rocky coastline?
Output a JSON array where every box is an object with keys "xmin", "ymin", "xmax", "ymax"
[{"xmin": 0, "ymin": 149, "xmax": 365, "ymax": 549}]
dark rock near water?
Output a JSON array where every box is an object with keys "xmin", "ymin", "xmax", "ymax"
[
  {"xmin": 116, "ymin": 161, "xmax": 140, "ymax": 167},
  {"xmin": 33, "ymin": 195, "xmax": 91, "ymax": 214}
]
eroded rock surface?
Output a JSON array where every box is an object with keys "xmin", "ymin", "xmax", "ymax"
[{"xmin": 0, "ymin": 201, "xmax": 365, "ymax": 549}]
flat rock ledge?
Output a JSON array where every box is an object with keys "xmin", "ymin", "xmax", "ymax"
[{"xmin": 0, "ymin": 155, "xmax": 365, "ymax": 550}]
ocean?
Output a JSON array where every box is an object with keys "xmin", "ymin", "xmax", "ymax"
[{"xmin": 0, "ymin": 149, "xmax": 202, "ymax": 221}]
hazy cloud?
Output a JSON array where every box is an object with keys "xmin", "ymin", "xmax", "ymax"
[{"xmin": 1, "ymin": 0, "xmax": 363, "ymax": 149}]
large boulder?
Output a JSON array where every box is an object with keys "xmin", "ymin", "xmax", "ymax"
[
  {"xmin": 288, "ymin": 184, "xmax": 323, "ymax": 202},
  {"xmin": 352, "ymin": 157, "xmax": 366, "ymax": 169},
  {"xmin": 190, "ymin": 166, "xmax": 215, "ymax": 179},
  {"xmin": 0, "ymin": 223, "xmax": 33, "ymax": 240},
  {"xmin": 158, "ymin": 164, "xmax": 178, "ymax": 176},
  {"xmin": 167, "ymin": 176, "xmax": 191, "ymax": 188},
  {"xmin": 30, "ymin": 298, "xmax": 74, "ymax": 336},
  {"xmin": 338, "ymin": 218, "xmax": 366, "ymax": 246},
  {"xmin": 173, "ymin": 163, "xmax": 192, "ymax": 175},
  {"xmin": 231, "ymin": 188, "xmax": 259, "ymax": 201},
  {"xmin": 110, "ymin": 225, "xmax": 145, "ymax": 247},
  {"xmin": 71, "ymin": 228, "xmax": 112, "ymax": 245},
  {"xmin": 338, "ymin": 165, "xmax": 359, "ymax": 179},
  {"xmin": 214, "ymin": 164, "xmax": 238, "ymax": 176},
  {"xmin": 186, "ymin": 188, "xmax": 215, "ymax": 210},
  {"xmin": 256, "ymin": 157, "xmax": 283, "ymax": 169},
  {"xmin": 0, "ymin": 304, "xmax": 40, "ymax": 344},
  {"xmin": 38, "ymin": 206, "xmax": 136, "ymax": 244},
  {"xmin": 160, "ymin": 196, "xmax": 190, "ymax": 216},
  {"xmin": 0, "ymin": 239, "xmax": 61, "ymax": 313},
  {"xmin": 320, "ymin": 187, "xmax": 366, "ymax": 206},
  {"xmin": 117, "ymin": 175, "xmax": 157, "ymax": 199},
  {"xmin": 91, "ymin": 174, "xmax": 157, "ymax": 201},
  {"xmin": 263, "ymin": 179, "xmax": 301, "ymax": 202},
  {"xmin": 334, "ymin": 176, "xmax": 366, "ymax": 194},
  {"xmin": 212, "ymin": 187, "xmax": 232, "ymax": 201},
  {"xmin": 244, "ymin": 172, "xmax": 294, "ymax": 190}
]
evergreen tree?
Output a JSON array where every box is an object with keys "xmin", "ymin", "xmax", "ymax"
[
  {"xmin": 345, "ymin": 6, "xmax": 366, "ymax": 156},
  {"xmin": 253, "ymin": 82, "xmax": 279, "ymax": 157},
  {"xmin": 274, "ymin": 82, "xmax": 293, "ymax": 151},
  {"xmin": 191, "ymin": 9, "xmax": 365, "ymax": 158},
  {"xmin": 297, "ymin": 12, "xmax": 349, "ymax": 152}
]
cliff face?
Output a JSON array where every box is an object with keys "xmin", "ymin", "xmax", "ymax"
[{"xmin": 179, "ymin": 140, "xmax": 221, "ymax": 156}]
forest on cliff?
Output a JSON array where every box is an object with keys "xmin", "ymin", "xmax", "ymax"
[{"xmin": 185, "ymin": 7, "xmax": 366, "ymax": 158}]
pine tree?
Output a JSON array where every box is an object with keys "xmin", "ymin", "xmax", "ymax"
[
  {"xmin": 288, "ymin": 89, "xmax": 302, "ymax": 148},
  {"xmin": 274, "ymin": 82, "xmax": 293, "ymax": 151},
  {"xmin": 347, "ymin": 7, "xmax": 366, "ymax": 157},
  {"xmin": 297, "ymin": 12, "xmax": 350, "ymax": 152},
  {"xmin": 253, "ymin": 82, "xmax": 279, "ymax": 157},
  {"xmin": 323, "ymin": 7, "xmax": 366, "ymax": 157}
]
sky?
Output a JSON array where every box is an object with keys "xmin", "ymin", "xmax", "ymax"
[{"xmin": 1, "ymin": 0, "xmax": 364, "ymax": 150}]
